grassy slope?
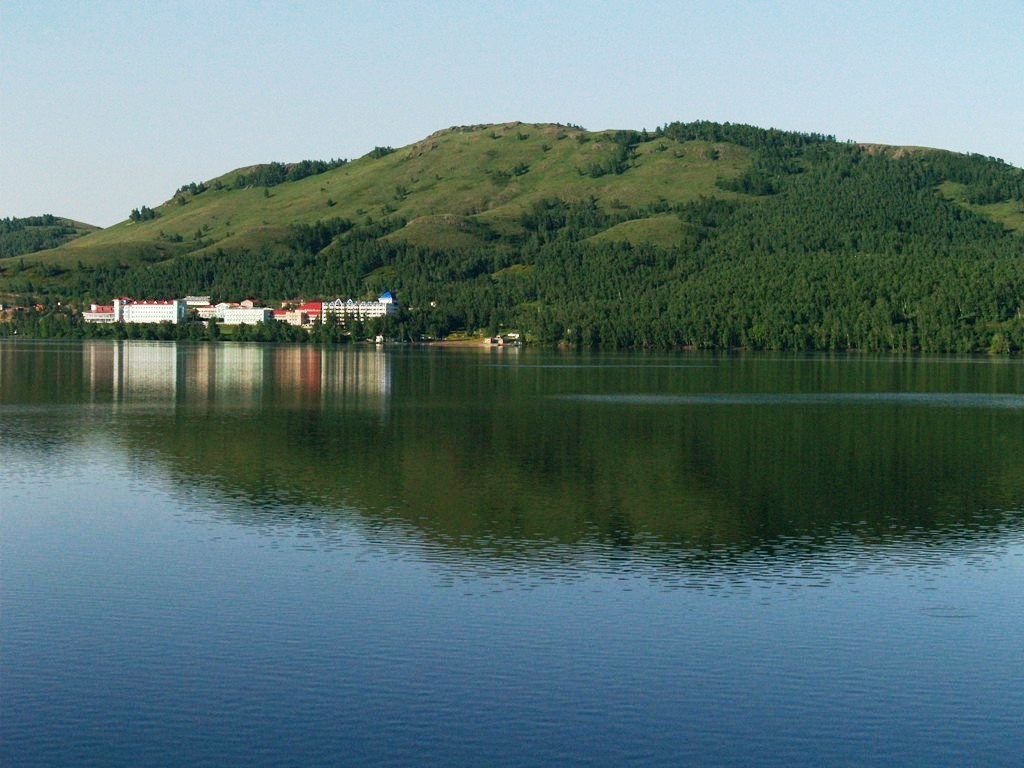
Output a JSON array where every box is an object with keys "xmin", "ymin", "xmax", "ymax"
[
  {"xmin": 63, "ymin": 218, "xmax": 101, "ymax": 236},
  {"xmin": 9, "ymin": 123, "xmax": 749, "ymax": 270},
  {"xmin": 939, "ymin": 181, "xmax": 1024, "ymax": 233}
]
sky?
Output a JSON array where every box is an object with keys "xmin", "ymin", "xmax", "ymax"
[{"xmin": 2, "ymin": 0, "xmax": 1022, "ymax": 228}]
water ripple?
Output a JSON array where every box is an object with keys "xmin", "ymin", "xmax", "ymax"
[{"xmin": 554, "ymin": 392, "xmax": 1024, "ymax": 408}]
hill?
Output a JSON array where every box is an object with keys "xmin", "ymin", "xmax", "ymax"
[
  {"xmin": 2, "ymin": 120, "xmax": 1023, "ymax": 351},
  {"xmin": 9, "ymin": 123, "xmax": 755, "ymax": 262},
  {"xmin": 0, "ymin": 215, "xmax": 98, "ymax": 259}
]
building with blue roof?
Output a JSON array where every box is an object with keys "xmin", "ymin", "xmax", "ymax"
[{"xmin": 322, "ymin": 292, "xmax": 398, "ymax": 324}]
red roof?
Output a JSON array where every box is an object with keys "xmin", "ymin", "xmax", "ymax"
[{"xmin": 297, "ymin": 302, "xmax": 322, "ymax": 312}]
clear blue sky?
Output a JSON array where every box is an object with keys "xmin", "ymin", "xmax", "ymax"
[{"xmin": 2, "ymin": 0, "xmax": 1021, "ymax": 228}]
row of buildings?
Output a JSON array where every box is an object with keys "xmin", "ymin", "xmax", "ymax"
[{"xmin": 82, "ymin": 293, "xmax": 399, "ymax": 327}]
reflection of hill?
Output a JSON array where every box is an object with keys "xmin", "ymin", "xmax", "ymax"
[
  {"xmin": 119, "ymin": 355, "xmax": 1024, "ymax": 564},
  {"xmin": 5, "ymin": 341, "xmax": 1023, "ymax": 566}
]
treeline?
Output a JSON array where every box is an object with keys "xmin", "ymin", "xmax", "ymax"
[
  {"xmin": 233, "ymin": 158, "xmax": 349, "ymax": 189},
  {"xmin": 1, "ymin": 214, "xmax": 60, "ymax": 231},
  {"xmin": 128, "ymin": 156, "xmax": 356, "ymax": 218},
  {"xmin": 920, "ymin": 150, "xmax": 1024, "ymax": 204},
  {"xmin": 0, "ymin": 215, "xmax": 79, "ymax": 258},
  {"xmin": 656, "ymin": 120, "xmax": 835, "ymax": 152}
]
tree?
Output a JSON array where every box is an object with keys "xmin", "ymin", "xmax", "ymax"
[{"xmin": 129, "ymin": 205, "xmax": 157, "ymax": 222}]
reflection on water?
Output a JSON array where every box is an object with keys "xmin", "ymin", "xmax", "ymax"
[
  {"xmin": 561, "ymin": 392, "xmax": 1024, "ymax": 408},
  {"xmin": 2, "ymin": 341, "xmax": 1022, "ymax": 561},
  {"xmin": 83, "ymin": 340, "xmax": 179, "ymax": 401},
  {"xmin": 67, "ymin": 340, "xmax": 392, "ymax": 412},
  {"xmin": 3, "ymin": 341, "xmax": 1024, "ymax": 767}
]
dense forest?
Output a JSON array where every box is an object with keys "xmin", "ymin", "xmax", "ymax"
[{"xmin": 2, "ymin": 122, "xmax": 1023, "ymax": 351}]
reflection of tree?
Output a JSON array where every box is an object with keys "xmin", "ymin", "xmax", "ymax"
[{"xmin": 125, "ymin": 384, "xmax": 1024, "ymax": 563}]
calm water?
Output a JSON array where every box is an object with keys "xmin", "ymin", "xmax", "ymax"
[{"xmin": 2, "ymin": 340, "xmax": 1023, "ymax": 766}]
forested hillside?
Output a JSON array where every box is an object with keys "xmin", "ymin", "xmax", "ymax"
[
  {"xmin": 0, "ymin": 215, "xmax": 96, "ymax": 259},
  {"xmin": 2, "ymin": 121, "xmax": 1022, "ymax": 351}
]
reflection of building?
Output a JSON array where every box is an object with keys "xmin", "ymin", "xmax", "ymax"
[
  {"xmin": 80, "ymin": 342, "xmax": 392, "ymax": 413},
  {"xmin": 83, "ymin": 341, "xmax": 181, "ymax": 402},
  {"xmin": 320, "ymin": 349, "xmax": 391, "ymax": 404},
  {"xmin": 191, "ymin": 345, "xmax": 266, "ymax": 407},
  {"xmin": 84, "ymin": 341, "xmax": 116, "ymax": 395},
  {"xmin": 117, "ymin": 343, "xmax": 180, "ymax": 398},
  {"xmin": 271, "ymin": 346, "xmax": 323, "ymax": 403}
]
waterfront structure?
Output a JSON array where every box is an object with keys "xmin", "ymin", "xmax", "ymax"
[
  {"xmin": 293, "ymin": 302, "xmax": 323, "ymax": 327},
  {"xmin": 117, "ymin": 299, "xmax": 188, "ymax": 325},
  {"xmin": 80, "ymin": 293, "xmax": 396, "ymax": 329},
  {"xmin": 484, "ymin": 333, "xmax": 522, "ymax": 346},
  {"xmin": 322, "ymin": 293, "xmax": 397, "ymax": 325},
  {"xmin": 220, "ymin": 306, "xmax": 272, "ymax": 325},
  {"xmin": 82, "ymin": 304, "xmax": 116, "ymax": 323},
  {"xmin": 271, "ymin": 302, "xmax": 323, "ymax": 327},
  {"xmin": 82, "ymin": 299, "xmax": 187, "ymax": 324}
]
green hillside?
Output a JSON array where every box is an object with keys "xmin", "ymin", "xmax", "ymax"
[
  {"xmin": 0, "ymin": 215, "xmax": 98, "ymax": 259},
  {"xmin": 15, "ymin": 123, "xmax": 750, "ymax": 264},
  {"xmin": 2, "ymin": 121, "xmax": 1023, "ymax": 351}
]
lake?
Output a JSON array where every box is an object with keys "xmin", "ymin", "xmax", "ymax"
[{"xmin": 2, "ymin": 340, "xmax": 1023, "ymax": 766}]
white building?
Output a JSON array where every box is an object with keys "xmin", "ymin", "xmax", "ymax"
[
  {"xmin": 82, "ymin": 298, "xmax": 186, "ymax": 324},
  {"xmin": 322, "ymin": 292, "xmax": 397, "ymax": 325},
  {"xmin": 114, "ymin": 299, "xmax": 188, "ymax": 324},
  {"xmin": 220, "ymin": 306, "xmax": 272, "ymax": 325},
  {"xmin": 82, "ymin": 304, "xmax": 117, "ymax": 323},
  {"xmin": 210, "ymin": 302, "xmax": 237, "ymax": 320}
]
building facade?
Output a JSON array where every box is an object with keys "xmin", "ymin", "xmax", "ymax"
[
  {"xmin": 81, "ymin": 293, "xmax": 397, "ymax": 329},
  {"xmin": 83, "ymin": 299, "xmax": 187, "ymax": 324},
  {"xmin": 321, "ymin": 293, "xmax": 397, "ymax": 325},
  {"xmin": 115, "ymin": 299, "xmax": 188, "ymax": 324},
  {"xmin": 220, "ymin": 307, "xmax": 272, "ymax": 325},
  {"xmin": 82, "ymin": 304, "xmax": 116, "ymax": 323}
]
